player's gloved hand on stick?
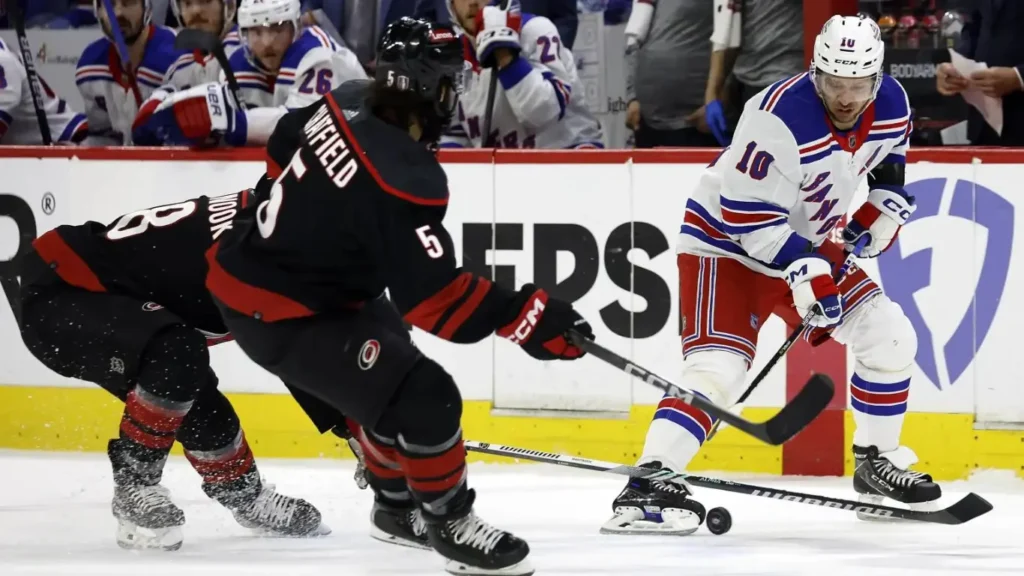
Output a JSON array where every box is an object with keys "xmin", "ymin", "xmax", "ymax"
[
  {"xmin": 498, "ymin": 284, "xmax": 593, "ymax": 360},
  {"xmin": 132, "ymin": 82, "xmax": 247, "ymax": 147},
  {"xmin": 705, "ymin": 99, "xmax": 731, "ymax": 145},
  {"xmin": 784, "ymin": 254, "xmax": 842, "ymax": 328},
  {"xmin": 474, "ymin": 6, "xmax": 522, "ymax": 68},
  {"xmin": 841, "ymin": 186, "xmax": 916, "ymax": 258}
]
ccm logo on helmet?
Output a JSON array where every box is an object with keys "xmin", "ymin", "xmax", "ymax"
[
  {"xmin": 358, "ymin": 340, "xmax": 381, "ymax": 370},
  {"xmin": 506, "ymin": 297, "xmax": 545, "ymax": 345},
  {"xmin": 834, "ymin": 59, "xmax": 858, "ymax": 66}
]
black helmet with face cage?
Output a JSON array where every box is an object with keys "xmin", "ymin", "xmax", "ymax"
[{"xmin": 374, "ymin": 17, "xmax": 465, "ymax": 141}]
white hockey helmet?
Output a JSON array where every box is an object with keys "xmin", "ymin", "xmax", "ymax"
[
  {"xmin": 171, "ymin": 0, "xmax": 238, "ymax": 38},
  {"xmin": 238, "ymin": 0, "xmax": 301, "ymax": 29},
  {"xmin": 811, "ymin": 15, "xmax": 885, "ymax": 100}
]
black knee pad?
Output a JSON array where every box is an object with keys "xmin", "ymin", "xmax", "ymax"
[
  {"xmin": 135, "ymin": 325, "xmax": 210, "ymax": 403},
  {"xmin": 176, "ymin": 385, "xmax": 241, "ymax": 452},
  {"xmin": 375, "ymin": 358, "xmax": 462, "ymax": 445}
]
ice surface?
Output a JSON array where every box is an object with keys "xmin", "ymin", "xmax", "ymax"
[{"xmin": 1, "ymin": 451, "xmax": 1021, "ymax": 576}]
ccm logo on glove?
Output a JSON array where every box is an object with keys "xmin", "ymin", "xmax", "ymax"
[
  {"xmin": 881, "ymin": 197, "xmax": 913, "ymax": 221},
  {"xmin": 505, "ymin": 294, "xmax": 546, "ymax": 345}
]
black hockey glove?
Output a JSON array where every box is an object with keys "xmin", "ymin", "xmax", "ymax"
[{"xmin": 497, "ymin": 284, "xmax": 593, "ymax": 361}]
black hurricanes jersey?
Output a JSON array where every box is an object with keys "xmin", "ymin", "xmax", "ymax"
[
  {"xmin": 32, "ymin": 189, "xmax": 255, "ymax": 335},
  {"xmin": 208, "ymin": 81, "xmax": 525, "ymax": 343}
]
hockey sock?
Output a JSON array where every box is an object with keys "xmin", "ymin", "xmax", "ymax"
[
  {"xmin": 356, "ymin": 426, "xmax": 411, "ymax": 504},
  {"xmin": 113, "ymin": 327, "xmax": 210, "ymax": 484},
  {"xmin": 639, "ymin": 390, "xmax": 717, "ymax": 472},
  {"xmin": 396, "ymin": 427, "xmax": 467, "ymax": 519},
  {"xmin": 850, "ymin": 364, "xmax": 910, "ymax": 452},
  {"xmin": 375, "ymin": 359, "xmax": 467, "ymax": 518}
]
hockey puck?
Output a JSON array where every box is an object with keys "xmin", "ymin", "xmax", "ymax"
[{"xmin": 706, "ymin": 507, "xmax": 732, "ymax": 535}]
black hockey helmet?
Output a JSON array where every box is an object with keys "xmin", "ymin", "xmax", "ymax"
[{"xmin": 374, "ymin": 17, "xmax": 465, "ymax": 139}]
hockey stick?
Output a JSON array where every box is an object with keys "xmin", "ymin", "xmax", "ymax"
[
  {"xmin": 174, "ymin": 29, "xmax": 245, "ymax": 107},
  {"xmin": 465, "ymin": 440, "xmax": 994, "ymax": 526},
  {"xmin": 707, "ymin": 244, "xmax": 864, "ymax": 441},
  {"xmin": 8, "ymin": 0, "xmax": 52, "ymax": 144},
  {"xmin": 480, "ymin": 0, "xmax": 512, "ymax": 147},
  {"xmin": 100, "ymin": 0, "xmax": 143, "ymax": 106},
  {"xmin": 566, "ymin": 331, "xmax": 834, "ymax": 445}
]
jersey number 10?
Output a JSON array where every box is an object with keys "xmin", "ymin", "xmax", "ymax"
[{"xmin": 734, "ymin": 141, "xmax": 775, "ymax": 181}]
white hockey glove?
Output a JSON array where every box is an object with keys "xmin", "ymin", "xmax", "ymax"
[
  {"xmin": 132, "ymin": 82, "xmax": 247, "ymax": 147},
  {"xmin": 474, "ymin": 6, "xmax": 522, "ymax": 68},
  {"xmin": 842, "ymin": 186, "xmax": 916, "ymax": 258},
  {"xmin": 784, "ymin": 254, "xmax": 843, "ymax": 328}
]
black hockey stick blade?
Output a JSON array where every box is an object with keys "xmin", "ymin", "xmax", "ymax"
[
  {"xmin": 567, "ymin": 331, "xmax": 833, "ymax": 445},
  {"xmin": 175, "ymin": 28, "xmax": 221, "ymax": 53},
  {"xmin": 763, "ymin": 373, "xmax": 834, "ymax": 444},
  {"xmin": 465, "ymin": 440, "xmax": 994, "ymax": 526},
  {"xmin": 175, "ymin": 29, "xmax": 245, "ymax": 106}
]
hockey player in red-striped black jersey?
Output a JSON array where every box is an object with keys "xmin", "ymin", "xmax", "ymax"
[
  {"xmin": 17, "ymin": 188, "xmax": 332, "ymax": 551},
  {"xmin": 206, "ymin": 17, "xmax": 593, "ymax": 576}
]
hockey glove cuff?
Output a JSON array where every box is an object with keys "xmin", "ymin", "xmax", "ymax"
[
  {"xmin": 842, "ymin": 186, "xmax": 916, "ymax": 258},
  {"xmin": 497, "ymin": 285, "xmax": 593, "ymax": 361},
  {"xmin": 785, "ymin": 255, "xmax": 842, "ymax": 328}
]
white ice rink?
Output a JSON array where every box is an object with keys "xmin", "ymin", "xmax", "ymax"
[{"xmin": 0, "ymin": 451, "xmax": 1021, "ymax": 576}]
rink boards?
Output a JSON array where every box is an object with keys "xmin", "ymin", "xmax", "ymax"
[{"xmin": 0, "ymin": 147, "xmax": 1021, "ymax": 480}]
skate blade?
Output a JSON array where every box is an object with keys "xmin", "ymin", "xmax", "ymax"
[
  {"xmin": 246, "ymin": 521, "xmax": 333, "ymax": 538},
  {"xmin": 599, "ymin": 508, "xmax": 700, "ymax": 536},
  {"xmin": 116, "ymin": 521, "xmax": 183, "ymax": 551},
  {"xmin": 855, "ymin": 494, "xmax": 940, "ymax": 522},
  {"xmin": 369, "ymin": 525, "xmax": 432, "ymax": 551},
  {"xmin": 444, "ymin": 557, "xmax": 534, "ymax": 576}
]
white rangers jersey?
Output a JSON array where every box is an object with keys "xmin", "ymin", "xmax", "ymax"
[
  {"xmin": 226, "ymin": 25, "xmax": 366, "ymax": 144},
  {"xmin": 443, "ymin": 14, "xmax": 603, "ymax": 149},
  {"xmin": 677, "ymin": 73, "xmax": 911, "ymax": 278},
  {"xmin": 162, "ymin": 26, "xmax": 242, "ymax": 89},
  {"xmin": 0, "ymin": 37, "xmax": 87, "ymax": 144},
  {"xmin": 75, "ymin": 25, "xmax": 183, "ymax": 145}
]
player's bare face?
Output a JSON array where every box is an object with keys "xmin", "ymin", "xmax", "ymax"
[
  {"xmin": 245, "ymin": 22, "xmax": 295, "ymax": 73},
  {"xmin": 179, "ymin": 0, "xmax": 224, "ymax": 36},
  {"xmin": 102, "ymin": 0, "xmax": 147, "ymax": 45},
  {"xmin": 816, "ymin": 72, "xmax": 875, "ymax": 129},
  {"xmin": 452, "ymin": 0, "xmax": 486, "ymax": 35}
]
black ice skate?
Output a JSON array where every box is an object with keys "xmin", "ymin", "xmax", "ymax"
[
  {"xmin": 204, "ymin": 470, "xmax": 331, "ymax": 537},
  {"xmin": 370, "ymin": 496, "xmax": 430, "ymax": 550},
  {"xmin": 601, "ymin": 461, "xmax": 706, "ymax": 536},
  {"xmin": 424, "ymin": 489, "xmax": 533, "ymax": 576},
  {"xmin": 112, "ymin": 483, "xmax": 186, "ymax": 551},
  {"xmin": 854, "ymin": 445, "xmax": 942, "ymax": 520}
]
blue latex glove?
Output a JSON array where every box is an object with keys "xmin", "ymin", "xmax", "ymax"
[{"xmin": 705, "ymin": 99, "xmax": 730, "ymax": 145}]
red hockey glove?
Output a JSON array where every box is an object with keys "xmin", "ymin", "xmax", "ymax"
[{"xmin": 497, "ymin": 285, "xmax": 593, "ymax": 361}]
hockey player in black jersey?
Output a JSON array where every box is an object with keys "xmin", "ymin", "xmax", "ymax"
[
  {"xmin": 17, "ymin": 188, "xmax": 331, "ymax": 551},
  {"xmin": 207, "ymin": 17, "xmax": 594, "ymax": 576}
]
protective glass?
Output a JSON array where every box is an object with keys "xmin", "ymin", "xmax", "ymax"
[{"xmin": 815, "ymin": 72, "xmax": 876, "ymax": 101}]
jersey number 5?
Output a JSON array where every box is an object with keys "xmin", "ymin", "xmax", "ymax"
[
  {"xmin": 257, "ymin": 151, "xmax": 307, "ymax": 238},
  {"xmin": 735, "ymin": 141, "xmax": 775, "ymax": 181}
]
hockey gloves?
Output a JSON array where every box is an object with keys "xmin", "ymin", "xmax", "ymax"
[
  {"xmin": 784, "ymin": 255, "xmax": 842, "ymax": 328},
  {"xmin": 132, "ymin": 82, "xmax": 247, "ymax": 147},
  {"xmin": 498, "ymin": 285, "xmax": 593, "ymax": 361},
  {"xmin": 474, "ymin": 6, "xmax": 522, "ymax": 69},
  {"xmin": 842, "ymin": 186, "xmax": 916, "ymax": 258},
  {"xmin": 705, "ymin": 99, "xmax": 731, "ymax": 145}
]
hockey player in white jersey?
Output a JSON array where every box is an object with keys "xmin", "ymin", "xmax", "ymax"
[
  {"xmin": 131, "ymin": 0, "xmax": 366, "ymax": 147},
  {"xmin": 0, "ymin": 38, "xmax": 87, "ymax": 144},
  {"xmin": 162, "ymin": 0, "xmax": 242, "ymax": 88},
  {"xmin": 442, "ymin": 0, "xmax": 603, "ymax": 148},
  {"xmin": 76, "ymin": 0, "xmax": 183, "ymax": 145},
  {"xmin": 605, "ymin": 15, "xmax": 941, "ymax": 536}
]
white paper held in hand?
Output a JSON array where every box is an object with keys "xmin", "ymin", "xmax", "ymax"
[{"xmin": 949, "ymin": 49, "xmax": 1003, "ymax": 136}]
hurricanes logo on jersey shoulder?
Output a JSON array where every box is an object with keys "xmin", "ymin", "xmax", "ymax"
[
  {"xmin": 142, "ymin": 302, "xmax": 164, "ymax": 312},
  {"xmin": 358, "ymin": 340, "xmax": 381, "ymax": 370}
]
